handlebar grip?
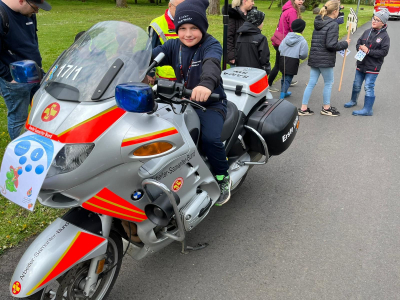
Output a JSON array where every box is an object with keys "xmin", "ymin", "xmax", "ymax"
[{"xmin": 183, "ymin": 88, "xmax": 220, "ymax": 103}]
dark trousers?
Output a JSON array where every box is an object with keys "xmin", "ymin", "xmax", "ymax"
[
  {"xmin": 268, "ymin": 45, "xmax": 280, "ymax": 87},
  {"xmin": 281, "ymin": 75, "xmax": 294, "ymax": 93},
  {"xmin": 195, "ymin": 108, "xmax": 229, "ymax": 176}
]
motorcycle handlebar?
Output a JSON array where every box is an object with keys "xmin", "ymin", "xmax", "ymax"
[{"xmin": 182, "ymin": 88, "xmax": 220, "ymax": 103}]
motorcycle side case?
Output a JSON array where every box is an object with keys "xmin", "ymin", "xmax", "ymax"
[
  {"xmin": 246, "ymin": 99, "xmax": 299, "ymax": 156},
  {"xmin": 9, "ymin": 218, "xmax": 107, "ymax": 298}
]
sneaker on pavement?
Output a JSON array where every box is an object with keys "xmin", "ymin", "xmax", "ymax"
[
  {"xmin": 268, "ymin": 87, "xmax": 279, "ymax": 92},
  {"xmin": 215, "ymin": 176, "xmax": 232, "ymax": 206},
  {"xmin": 290, "ymin": 80, "xmax": 298, "ymax": 86},
  {"xmin": 298, "ymin": 108, "xmax": 314, "ymax": 116},
  {"xmin": 320, "ymin": 106, "xmax": 340, "ymax": 116}
]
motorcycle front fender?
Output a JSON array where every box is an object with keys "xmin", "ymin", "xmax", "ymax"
[{"xmin": 9, "ymin": 218, "xmax": 107, "ymax": 298}]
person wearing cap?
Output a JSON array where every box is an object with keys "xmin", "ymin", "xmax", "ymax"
[
  {"xmin": 278, "ymin": 19, "xmax": 308, "ymax": 99},
  {"xmin": 147, "ymin": 0, "xmax": 185, "ymax": 84},
  {"xmin": 235, "ymin": 9, "xmax": 271, "ymax": 74},
  {"xmin": 0, "ymin": 0, "xmax": 51, "ymax": 140},
  {"xmin": 152, "ymin": 0, "xmax": 232, "ymax": 206},
  {"xmin": 344, "ymin": 8, "xmax": 390, "ymax": 116}
]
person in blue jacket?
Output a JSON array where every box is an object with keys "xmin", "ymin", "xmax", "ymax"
[{"xmin": 152, "ymin": 0, "xmax": 231, "ymax": 206}]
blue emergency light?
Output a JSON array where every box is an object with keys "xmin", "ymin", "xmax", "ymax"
[
  {"xmin": 115, "ymin": 83, "xmax": 154, "ymax": 113},
  {"xmin": 10, "ymin": 60, "xmax": 42, "ymax": 84}
]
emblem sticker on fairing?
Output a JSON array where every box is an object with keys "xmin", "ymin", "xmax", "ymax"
[
  {"xmin": 12, "ymin": 281, "xmax": 21, "ymax": 295},
  {"xmin": 172, "ymin": 177, "xmax": 184, "ymax": 192},
  {"xmin": 41, "ymin": 102, "xmax": 60, "ymax": 122}
]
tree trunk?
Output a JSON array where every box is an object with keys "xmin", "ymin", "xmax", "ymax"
[
  {"xmin": 208, "ymin": 0, "xmax": 220, "ymax": 15},
  {"xmin": 116, "ymin": 0, "xmax": 127, "ymax": 8}
]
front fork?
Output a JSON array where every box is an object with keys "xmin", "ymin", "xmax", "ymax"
[{"xmin": 83, "ymin": 215, "xmax": 113, "ymax": 297}]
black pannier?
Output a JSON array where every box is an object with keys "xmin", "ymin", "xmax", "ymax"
[{"xmin": 246, "ymin": 99, "xmax": 299, "ymax": 156}]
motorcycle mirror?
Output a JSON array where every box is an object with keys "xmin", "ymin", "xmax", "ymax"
[
  {"xmin": 153, "ymin": 52, "xmax": 165, "ymax": 65},
  {"xmin": 10, "ymin": 60, "xmax": 43, "ymax": 84},
  {"xmin": 146, "ymin": 53, "xmax": 166, "ymax": 75}
]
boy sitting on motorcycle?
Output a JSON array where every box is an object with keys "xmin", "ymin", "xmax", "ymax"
[{"xmin": 152, "ymin": 0, "xmax": 231, "ymax": 206}]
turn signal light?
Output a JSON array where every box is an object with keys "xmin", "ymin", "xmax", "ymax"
[
  {"xmin": 296, "ymin": 120, "xmax": 300, "ymax": 129},
  {"xmin": 133, "ymin": 142, "xmax": 173, "ymax": 156}
]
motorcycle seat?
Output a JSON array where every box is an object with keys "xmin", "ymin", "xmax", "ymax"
[{"xmin": 221, "ymin": 101, "xmax": 239, "ymax": 142}]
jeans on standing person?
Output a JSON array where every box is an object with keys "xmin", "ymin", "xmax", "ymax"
[
  {"xmin": 302, "ymin": 67, "xmax": 334, "ymax": 106},
  {"xmin": 281, "ymin": 74, "xmax": 294, "ymax": 94},
  {"xmin": 350, "ymin": 69, "xmax": 378, "ymax": 101},
  {"xmin": 0, "ymin": 77, "xmax": 40, "ymax": 140}
]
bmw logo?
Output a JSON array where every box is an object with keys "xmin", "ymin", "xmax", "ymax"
[{"xmin": 131, "ymin": 190, "xmax": 144, "ymax": 201}]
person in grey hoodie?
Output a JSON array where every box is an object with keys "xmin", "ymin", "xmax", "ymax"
[
  {"xmin": 278, "ymin": 19, "xmax": 308, "ymax": 99},
  {"xmin": 299, "ymin": 0, "xmax": 349, "ymax": 117}
]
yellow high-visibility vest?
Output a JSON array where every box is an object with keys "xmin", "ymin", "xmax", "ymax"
[{"xmin": 149, "ymin": 11, "xmax": 179, "ymax": 80}]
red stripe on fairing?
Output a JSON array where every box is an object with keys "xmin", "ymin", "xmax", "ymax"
[
  {"xmin": 249, "ymin": 75, "xmax": 269, "ymax": 94},
  {"xmin": 121, "ymin": 128, "xmax": 179, "ymax": 147},
  {"xmin": 58, "ymin": 108, "xmax": 126, "ymax": 143},
  {"xmin": 83, "ymin": 188, "xmax": 147, "ymax": 222},
  {"xmin": 36, "ymin": 232, "xmax": 105, "ymax": 290}
]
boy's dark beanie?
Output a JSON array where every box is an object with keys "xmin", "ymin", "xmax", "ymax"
[
  {"xmin": 247, "ymin": 9, "xmax": 265, "ymax": 27},
  {"xmin": 174, "ymin": 0, "xmax": 209, "ymax": 36},
  {"xmin": 291, "ymin": 19, "xmax": 306, "ymax": 33}
]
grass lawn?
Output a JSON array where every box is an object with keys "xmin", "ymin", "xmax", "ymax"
[{"xmin": 0, "ymin": 0, "xmax": 373, "ymax": 255}]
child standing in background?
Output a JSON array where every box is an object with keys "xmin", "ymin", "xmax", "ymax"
[
  {"xmin": 235, "ymin": 9, "xmax": 271, "ymax": 74},
  {"xmin": 278, "ymin": 19, "xmax": 308, "ymax": 99}
]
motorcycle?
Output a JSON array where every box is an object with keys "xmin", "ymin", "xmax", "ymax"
[{"xmin": 6, "ymin": 21, "xmax": 299, "ymax": 299}]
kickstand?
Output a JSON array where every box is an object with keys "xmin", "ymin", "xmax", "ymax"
[{"xmin": 181, "ymin": 239, "xmax": 209, "ymax": 254}]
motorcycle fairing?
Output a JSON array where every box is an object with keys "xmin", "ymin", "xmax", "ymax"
[
  {"xmin": 82, "ymin": 187, "xmax": 148, "ymax": 222},
  {"xmin": 27, "ymin": 94, "xmax": 126, "ymax": 144},
  {"xmin": 10, "ymin": 218, "xmax": 107, "ymax": 298}
]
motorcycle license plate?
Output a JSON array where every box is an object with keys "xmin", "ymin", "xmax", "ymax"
[{"xmin": 0, "ymin": 132, "xmax": 63, "ymax": 211}]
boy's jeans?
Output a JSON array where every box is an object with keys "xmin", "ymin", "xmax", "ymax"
[
  {"xmin": 351, "ymin": 69, "xmax": 378, "ymax": 102},
  {"xmin": 302, "ymin": 67, "xmax": 334, "ymax": 106},
  {"xmin": 0, "ymin": 77, "xmax": 40, "ymax": 140},
  {"xmin": 281, "ymin": 75, "xmax": 294, "ymax": 93}
]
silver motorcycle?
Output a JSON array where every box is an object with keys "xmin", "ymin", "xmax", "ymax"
[{"xmin": 7, "ymin": 21, "xmax": 299, "ymax": 299}]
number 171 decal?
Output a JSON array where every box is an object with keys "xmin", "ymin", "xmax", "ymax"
[{"xmin": 57, "ymin": 64, "xmax": 82, "ymax": 81}]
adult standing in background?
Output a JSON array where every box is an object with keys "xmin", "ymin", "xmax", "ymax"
[
  {"xmin": 269, "ymin": 0, "xmax": 303, "ymax": 92},
  {"xmin": 298, "ymin": 0, "xmax": 349, "ymax": 117},
  {"xmin": 147, "ymin": 0, "xmax": 185, "ymax": 84},
  {"xmin": 227, "ymin": 0, "xmax": 255, "ymax": 66},
  {"xmin": 0, "ymin": 0, "xmax": 51, "ymax": 140}
]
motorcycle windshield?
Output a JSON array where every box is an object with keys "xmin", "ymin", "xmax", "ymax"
[{"xmin": 44, "ymin": 21, "xmax": 152, "ymax": 102}]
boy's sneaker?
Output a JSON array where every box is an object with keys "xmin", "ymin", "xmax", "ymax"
[
  {"xmin": 298, "ymin": 108, "xmax": 314, "ymax": 116},
  {"xmin": 268, "ymin": 87, "xmax": 279, "ymax": 92},
  {"xmin": 290, "ymin": 80, "xmax": 298, "ymax": 86},
  {"xmin": 320, "ymin": 106, "xmax": 340, "ymax": 116},
  {"xmin": 215, "ymin": 176, "xmax": 232, "ymax": 206}
]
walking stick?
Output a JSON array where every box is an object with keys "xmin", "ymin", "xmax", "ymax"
[{"xmin": 338, "ymin": 23, "xmax": 351, "ymax": 92}]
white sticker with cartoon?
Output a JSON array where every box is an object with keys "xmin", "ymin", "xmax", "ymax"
[{"xmin": 0, "ymin": 132, "xmax": 64, "ymax": 211}]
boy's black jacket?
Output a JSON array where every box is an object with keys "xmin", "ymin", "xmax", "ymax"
[
  {"xmin": 356, "ymin": 26, "xmax": 390, "ymax": 73},
  {"xmin": 152, "ymin": 34, "xmax": 227, "ymax": 116},
  {"xmin": 235, "ymin": 21, "xmax": 271, "ymax": 74}
]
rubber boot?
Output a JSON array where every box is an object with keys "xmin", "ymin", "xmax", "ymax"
[
  {"xmin": 344, "ymin": 90, "xmax": 359, "ymax": 108},
  {"xmin": 352, "ymin": 96, "xmax": 375, "ymax": 116},
  {"xmin": 280, "ymin": 92, "xmax": 292, "ymax": 99}
]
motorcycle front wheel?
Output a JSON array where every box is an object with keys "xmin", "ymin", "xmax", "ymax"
[{"xmin": 21, "ymin": 231, "xmax": 123, "ymax": 300}]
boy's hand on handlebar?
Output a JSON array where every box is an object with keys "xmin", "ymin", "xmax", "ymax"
[{"xmin": 191, "ymin": 86, "xmax": 212, "ymax": 102}]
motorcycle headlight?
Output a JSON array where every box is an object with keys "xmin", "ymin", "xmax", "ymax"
[{"xmin": 46, "ymin": 143, "xmax": 95, "ymax": 177}]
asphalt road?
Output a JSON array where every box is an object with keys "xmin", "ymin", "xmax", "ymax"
[{"xmin": 1, "ymin": 20, "xmax": 400, "ymax": 300}]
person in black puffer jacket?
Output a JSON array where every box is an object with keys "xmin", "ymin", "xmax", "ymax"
[
  {"xmin": 298, "ymin": 0, "xmax": 349, "ymax": 117},
  {"xmin": 225, "ymin": 0, "xmax": 255, "ymax": 65},
  {"xmin": 235, "ymin": 9, "xmax": 271, "ymax": 73}
]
